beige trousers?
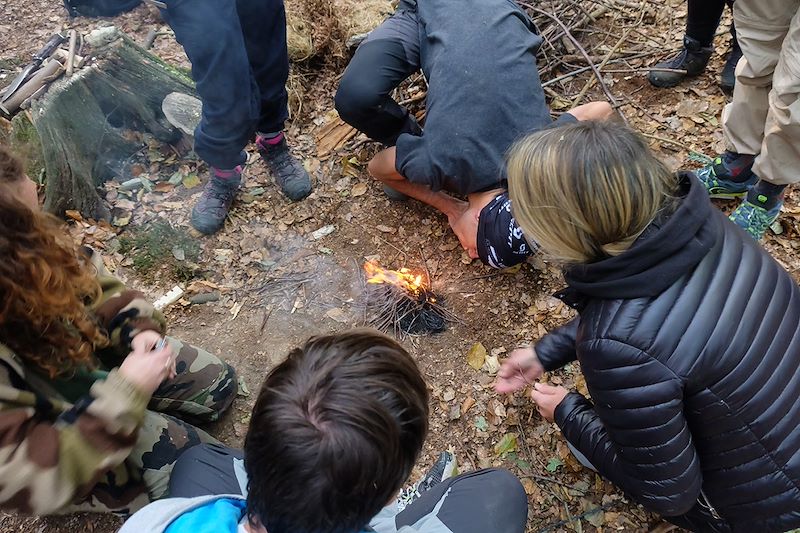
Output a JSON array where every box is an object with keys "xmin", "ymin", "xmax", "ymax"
[{"xmin": 722, "ymin": 0, "xmax": 800, "ymax": 185}]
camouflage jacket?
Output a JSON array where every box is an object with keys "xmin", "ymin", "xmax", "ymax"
[{"xmin": 0, "ymin": 249, "xmax": 166, "ymax": 514}]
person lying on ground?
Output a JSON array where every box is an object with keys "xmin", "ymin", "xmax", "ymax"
[
  {"xmin": 496, "ymin": 121, "xmax": 800, "ymax": 532},
  {"xmin": 0, "ymin": 145, "xmax": 237, "ymax": 516},
  {"xmin": 692, "ymin": 0, "xmax": 799, "ymax": 240},
  {"xmin": 64, "ymin": 0, "xmax": 312, "ymax": 235},
  {"xmin": 334, "ymin": 0, "xmax": 613, "ymax": 269},
  {"xmin": 119, "ymin": 330, "xmax": 529, "ymax": 533}
]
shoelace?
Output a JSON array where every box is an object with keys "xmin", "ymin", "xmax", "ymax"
[{"xmin": 396, "ymin": 483, "xmax": 421, "ymax": 512}]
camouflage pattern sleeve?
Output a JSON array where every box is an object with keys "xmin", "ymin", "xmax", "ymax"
[
  {"xmin": 83, "ymin": 247, "xmax": 167, "ymax": 348},
  {"xmin": 0, "ymin": 365, "xmax": 149, "ymax": 515}
]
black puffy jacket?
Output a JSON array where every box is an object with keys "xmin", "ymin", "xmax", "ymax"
[{"xmin": 536, "ymin": 174, "xmax": 800, "ymax": 532}]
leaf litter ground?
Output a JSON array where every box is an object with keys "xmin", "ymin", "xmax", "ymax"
[{"xmin": 4, "ymin": 1, "xmax": 800, "ymax": 532}]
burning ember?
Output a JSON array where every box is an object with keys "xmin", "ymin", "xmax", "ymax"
[{"xmin": 363, "ymin": 261, "xmax": 452, "ymax": 336}]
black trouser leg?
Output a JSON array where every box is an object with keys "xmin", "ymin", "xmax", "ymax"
[
  {"xmin": 162, "ymin": 0, "xmax": 289, "ymax": 169},
  {"xmin": 395, "ymin": 469, "xmax": 528, "ymax": 533},
  {"xmin": 168, "ymin": 443, "xmax": 245, "ymax": 498},
  {"xmin": 236, "ymin": 0, "xmax": 290, "ymax": 134},
  {"xmin": 686, "ymin": 0, "xmax": 729, "ymax": 46},
  {"xmin": 335, "ymin": 11, "xmax": 422, "ymax": 146}
]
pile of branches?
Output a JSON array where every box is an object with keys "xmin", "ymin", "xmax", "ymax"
[{"xmin": 388, "ymin": 0, "xmax": 683, "ymax": 124}]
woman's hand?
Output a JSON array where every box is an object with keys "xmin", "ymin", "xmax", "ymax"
[
  {"xmin": 530, "ymin": 382, "xmax": 569, "ymax": 423},
  {"xmin": 119, "ymin": 335, "xmax": 175, "ymax": 395},
  {"xmin": 495, "ymin": 347, "xmax": 545, "ymax": 394}
]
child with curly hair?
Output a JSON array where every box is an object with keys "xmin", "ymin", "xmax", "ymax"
[{"xmin": 0, "ymin": 145, "xmax": 237, "ymax": 516}]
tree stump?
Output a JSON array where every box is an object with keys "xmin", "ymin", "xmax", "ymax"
[{"xmin": 31, "ymin": 27, "xmax": 196, "ymax": 218}]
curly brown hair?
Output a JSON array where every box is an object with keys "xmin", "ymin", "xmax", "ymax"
[{"xmin": 0, "ymin": 145, "xmax": 106, "ymax": 378}]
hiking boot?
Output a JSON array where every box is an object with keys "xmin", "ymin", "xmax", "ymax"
[
  {"xmin": 649, "ymin": 36, "xmax": 713, "ymax": 88},
  {"xmin": 256, "ymin": 133, "xmax": 312, "ymax": 201},
  {"xmin": 695, "ymin": 151, "xmax": 757, "ymax": 199},
  {"xmin": 720, "ymin": 40, "xmax": 742, "ymax": 95},
  {"xmin": 396, "ymin": 451, "xmax": 458, "ymax": 512},
  {"xmin": 729, "ymin": 187, "xmax": 783, "ymax": 240},
  {"xmin": 190, "ymin": 167, "xmax": 242, "ymax": 235}
]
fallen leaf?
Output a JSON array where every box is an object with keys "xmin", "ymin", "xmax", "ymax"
[
  {"xmin": 351, "ymin": 182, "xmax": 368, "ymax": 197},
  {"xmin": 461, "ymin": 396, "xmax": 476, "ymax": 414},
  {"xmin": 182, "ymin": 173, "xmax": 201, "ymax": 189},
  {"xmin": 466, "ymin": 342, "xmax": 487, "ymax": 370},
  {"xmin": 448, "ymin": 404, "xmax": 461, "ymax": 421},
  {"xmin": 230, "ymin": 301, "xmax": 244, "ymax": 319},
  {"xmin": 494, "ymin": 433, "xmax": 518, "ymax": 457},
  {"xmin": 237, "ymin": 377, "xmax": 250, "ymax": 398},
  {"xmin": 172, "ymin": 246, "xmax": 186, "ymax": 261},
  {"xmin": 325, "ymin": 307, "xmax": 349, "ymax": 323},
  {"xmin": 489, "ymin": 398, "xmax": 507, "ymax": 419},
  {"xmin": 311, "ymin": 225, "xmax": 336, "ymax": 240},
  {"xmin": 482, "ymin": 354, "xmax": 500, "ymax": 376},
  {"xmin": 521, "ymin": 478, "xmax": 541, "ymax": 498},
  {"xmin": 475, "ymin": 416, "xmax": 489, "ymax": 432},
  {"xmin": 585, "ymin": 508, "xmax": 605, "ymax": 528},
  {"xmin": 442, "ymin": 387, "xmax": 456, "ymax": 402},
  {"xmin": 545, "ymin": 457, "xmax": 564, "ymax": 472},
  {"xmin": 65, "ymin": 210, "xmax": 83, "ymax": 221},
  {"xmin": 376, "ymin": 224, "xmax": 396, "ymax": 234}
]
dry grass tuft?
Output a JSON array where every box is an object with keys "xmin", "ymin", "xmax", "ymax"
[{"xmin": 285, "ymin": 0, "xmax": 392, "ymax": 63}]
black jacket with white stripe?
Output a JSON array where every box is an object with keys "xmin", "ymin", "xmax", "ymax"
[{"xmin": 536, "ymin": 174, "xmax": 800, "ymax": 532}]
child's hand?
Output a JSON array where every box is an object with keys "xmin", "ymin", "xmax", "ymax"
[
  {"xmin": 495, "ymin": 347, "xmax": 544, "ymax": 394},
  {"xmin": 530, "ymin": 382, "xmax": 569, "ymax": 423}
]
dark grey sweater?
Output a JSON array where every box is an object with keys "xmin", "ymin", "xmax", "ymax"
[{"xmin": 395, "ymin": 0, "xmax": 553, "ymax": 196}]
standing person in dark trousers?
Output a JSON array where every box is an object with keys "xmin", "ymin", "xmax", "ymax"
[
  {"xmin": 334, "ymin": 0, "xmax": 613, "ymax": 268},
  {"xmin": 63, "ymin": 0, "xmax": 312, "ymax": 235},
  {"xmin": 498, "ymin": 121, "xmax": 800, "ymax": 532},
  {"xmin": 120, "ymin": 331, "xmax": 529, "ymax": 533},
  {"xmin": 649, "ymin": 0, "xmax": 741, "ymax": 93}
]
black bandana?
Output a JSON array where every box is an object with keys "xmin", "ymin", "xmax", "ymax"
[{"xmin": 476, "ymin": 192, "xmax": 537, "ymax": 269}]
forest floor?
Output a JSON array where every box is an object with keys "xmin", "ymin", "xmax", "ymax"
[{"xmin": 2, "ymin": 1, "xmax": 800, "ymax": 532}]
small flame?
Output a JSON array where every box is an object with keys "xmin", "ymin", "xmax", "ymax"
[{"xmin": 364, "ymin": 261, "xmax": 426, "ymax": 296}]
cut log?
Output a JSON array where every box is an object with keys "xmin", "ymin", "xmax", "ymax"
[{"xmin": 30, "ymin": 26, "xmax": 196, "ymax": 219}]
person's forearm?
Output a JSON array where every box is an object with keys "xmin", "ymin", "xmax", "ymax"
[{"xmin": 0, "ymin": 370, "xmax": 148, "ymax": 514}]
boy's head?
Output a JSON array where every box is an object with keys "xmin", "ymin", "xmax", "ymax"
[{"xmin": 244, "ymin": 329, "xmax": 429, "ymax": 533}]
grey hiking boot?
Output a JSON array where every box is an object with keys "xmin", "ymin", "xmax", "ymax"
[
  {"xmin": 256, "ymin": 134, "xmax": 312, "ymax": 201},
  {"xmin": 648, "ymin": 36, "xmax": 713, "ymax": 88},
  {"xmin": 190, "ymin": 167, "xmax": 241, "ymax": 235}
]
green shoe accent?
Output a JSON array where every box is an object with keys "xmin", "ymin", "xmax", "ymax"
[
  {"xmin": 695, "ymin": 159, "xmax": 757, "ymax": 199},
  {"xmin": 729, "ymin": 197, "xmax": 782, "ymax": 240}
]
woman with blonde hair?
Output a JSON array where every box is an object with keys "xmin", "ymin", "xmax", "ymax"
[
  {"xmin": 0, "ymin": 145, "xmax": 236, "ymax": 516},
  {"xmin": 496, "ymin": 121, "xmax": 800, "ymax": 532}
]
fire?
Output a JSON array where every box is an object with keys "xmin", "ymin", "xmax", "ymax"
[{"xmin": 364, "ymin": 261, "xmax": 426, "ymax": 296}]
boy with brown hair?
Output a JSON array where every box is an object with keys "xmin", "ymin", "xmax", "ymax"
[{"xmin": 120, "ymin": 330, "xmax": 528, "ymax": 533}]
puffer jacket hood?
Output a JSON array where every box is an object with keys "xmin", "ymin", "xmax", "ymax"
[
  {"xmin": 560, "ymin": 172, "xmax": 717, "ymax": 303},
  {"xmin": 534, "ymin": 174, "xmax": 800, "ymax": 532}
]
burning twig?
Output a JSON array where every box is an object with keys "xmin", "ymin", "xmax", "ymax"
[{"xmin": 362, "ymin": 261, "xmax": 459, "ymax": 337}]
